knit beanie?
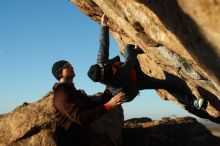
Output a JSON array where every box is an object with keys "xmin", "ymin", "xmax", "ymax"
[
  {"xmin": 87, "ymin": 63, "xmax": 113, "ymax": 83},
  {"xmin": 52, "ymin": 60, "xmax": 69, "ymax": 80}
]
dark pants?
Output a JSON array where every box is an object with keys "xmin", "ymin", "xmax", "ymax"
[
  {"xmin": 55, "ymin": 125, "xmax": 96, "ymax": 146},
  {"xmin": 124, "ymin": 44, "xmax": 196, "ymax": 105}
]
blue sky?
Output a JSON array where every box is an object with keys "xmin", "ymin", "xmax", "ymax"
[{"xmin": 0, "ymin": 0, "xmax": 195, "ymax": 120}]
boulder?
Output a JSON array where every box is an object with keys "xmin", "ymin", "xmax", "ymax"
[
  {"xmin": 123, "ymin": 117, "xmax": 220, "ymax": 146},
  {"xmin": 0, "ymin": 92, "xmax": 124, "ymax": 146},
  {"xmin": 71, "ymin": 0, "xmax": 220, "ymax": 123}
]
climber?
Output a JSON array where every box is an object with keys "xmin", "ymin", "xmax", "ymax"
[
  {"xmin": 52, "ymin": 60, "xmax": 125, "ymax": 146},
  {"xmin": 87, "ymin": 14, "xmax": 205, "ymax": 109}
]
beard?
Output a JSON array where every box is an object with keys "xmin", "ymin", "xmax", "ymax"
[{"xmin": 65, "ymin": 73, "xmax": 75, "ymax": 83}]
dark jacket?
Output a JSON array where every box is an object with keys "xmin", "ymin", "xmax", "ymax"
[
  {"xmin": 97, "ymin": 26, "xmax": 139, "ymax": 102},
  {"xmin": 53, "ymin": 82, "xmax": 111, "ymax": 145}
]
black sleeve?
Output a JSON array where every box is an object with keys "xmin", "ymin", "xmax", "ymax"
[
  {"xmin": 97, "ymin": 26, "xmax": 110, "ymax": 63},
  {"xmin": 121, "ymin": 44, "xmax": 139, "ymax": 73}
]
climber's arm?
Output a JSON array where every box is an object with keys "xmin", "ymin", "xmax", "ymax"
[
  {"xmin": 121, "ymin": 44, "xmax": 139, "ymax": 72},
  {"xmin": 97, "ymin": 14, "xmax": 110, "ymax": 63}
]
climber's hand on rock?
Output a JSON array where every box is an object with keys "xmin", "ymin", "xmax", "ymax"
[
  {"xmin": 107, "ymin": 92, "xmax": 125, "ymax": 108},
  {"xmin": 101, "ymin": 14, "xmax": 109, "ymax": 26}
]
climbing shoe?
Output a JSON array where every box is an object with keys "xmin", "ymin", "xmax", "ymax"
[{"xmin": 193, "ymin": 98, "xmax": 205, "ymax": 109}]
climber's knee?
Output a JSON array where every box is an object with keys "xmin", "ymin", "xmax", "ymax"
[
  {"xmin": 122, "ymin": 90, "xmax": 139, "ymax": 103},
  {"xmin": 124, "ymin": 44, "xmax": 136, "ymax": 58},
  {"xmin": 122, "ymin": 96, "xmax": 136, "ymax": 103}
]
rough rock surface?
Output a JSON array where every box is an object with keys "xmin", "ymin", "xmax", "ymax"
[
  {"xmin": 123, "ymin": 117, "xmax": 220, "ymax": 146},
  {"xmin": 70, "ymin": 0, "xmax": 220, "ymax": 123},
  {"xmin": 0, "ymin": 93, "xmax": 124, "ymax": 146},
  {"xmin": 0, "ymin": 93, "xmax": 56, "ymax": 146}
]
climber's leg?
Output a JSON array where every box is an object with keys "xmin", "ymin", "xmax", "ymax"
[
  {"xmin": 137, "ymin": 73, "xmax": 169, "ymax": 90},
  {"xmin": 164, "ymin": 77, "xmax": 205, "ymax": 109},
  {"xmin": 124, "ymin": 44, "xmax": 137, "ymax": 59},
  {"xmin": 164, "ymin": 72, "xmax": 197, "ymax": 99},
  {"xmin": 138, "ymin": 72, "xmax": 205, "ymax": 109},
  {"xmin": 124, "ymin": 44, "xmax": 144, "ymax": 59}
]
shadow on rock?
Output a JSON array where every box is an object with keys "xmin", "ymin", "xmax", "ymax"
[{"xmin": 123, "ymin": 117, "xmax": 220, "ymax": 146}]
